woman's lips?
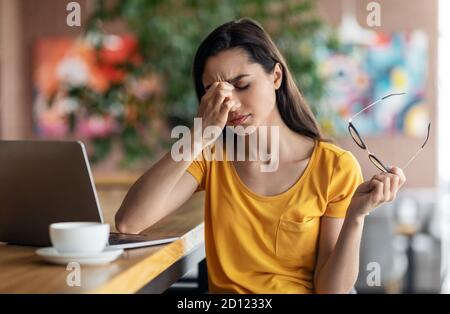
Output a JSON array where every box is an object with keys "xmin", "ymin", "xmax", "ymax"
[{"xmin": 228, "ymin": 114, "xmax": 250, "ymax": 125}]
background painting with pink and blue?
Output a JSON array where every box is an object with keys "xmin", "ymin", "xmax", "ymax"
[{"xmin": 317, "ymin": 30, "xmax": 429, "ymax": 138}]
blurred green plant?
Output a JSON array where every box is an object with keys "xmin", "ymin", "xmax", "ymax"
[{"xmin": 79, "ymin": 0, "xmax": 338, "ymax": 166}]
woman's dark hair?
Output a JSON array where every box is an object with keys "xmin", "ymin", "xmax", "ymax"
[{"xmin": 192, "ymin": 17, "xmax": 324, "ymax": 140}]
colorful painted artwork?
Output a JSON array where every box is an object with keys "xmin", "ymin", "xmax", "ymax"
[
  {"xmin": 32, "ymin": 35, "xmax": 146, "ymax": 139},
  {"xmin": 316, "ymin": 30, "xmax": 429, "ymax": 137}
]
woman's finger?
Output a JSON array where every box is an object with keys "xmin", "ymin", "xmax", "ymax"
[
  {"xmin": 199, "ymin": 82, "xmax": 223, "ymax": 115},
  {"xmin": 385, "ymin": 173, "xmax": 400, "ymax": 202},
  {"xmin": 373, "ymin": 174, "xmax": 390, "ymax": 202},
  {"xmin": 390, "ymin": 166, "xmax": 406, "ymax": 186},
  {"xmin": 387, "ymin": 173, "xmax": 399, "ymax": 201},
  {"xmin": 219, "ymin": 98, "xmax": 238, "ymax": 117},
  {"xmin": 372, "ymin": 174, "xmax": 385, "ymax": 184},
  {"xmin": 203, "ymin": 82, "xmax": 222, "ymax": 99},
  {"xmin": 203, "ymin": 82, "xmax": 233, "ymax": 105},
  {"xmin": 381, "ymin": 174, "xmax": 390, "ymax": 202},
  {"xmin": 213, "ymin": 89, "xmax": 233, "ymax": 108},
  {"xmin": 370, "ymin": 178, "xmax": 384, "ymax": 205}
]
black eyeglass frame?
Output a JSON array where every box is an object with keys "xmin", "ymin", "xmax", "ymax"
[{"xmin": 348, "ymin": 93, "xmax": 431, "ymax": 173}]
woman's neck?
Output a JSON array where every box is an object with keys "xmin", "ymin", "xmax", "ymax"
[{"xmin": 241, "ymin": 108, "xmax": 315, "ymax": 165}]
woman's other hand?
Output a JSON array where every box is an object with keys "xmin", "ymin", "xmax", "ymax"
[{"xmin": 347, "ymin": 166, "xmax": 406, "ymax": 219}]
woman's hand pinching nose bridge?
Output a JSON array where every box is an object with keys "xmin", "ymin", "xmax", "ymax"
[
  {"xmin": 224, "ymin": 97, "xmax": 241, "ymax": 112},
  {"xmin": 217, "ymin": 82, "xmax": 241, "ymax": 113},
  {"xmin": 195, "ymin": 81, "xmax": 242, "ymax": 146}
]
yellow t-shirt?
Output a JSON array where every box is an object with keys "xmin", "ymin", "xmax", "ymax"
[{"xmin": 186, "ymin": 139, "xmax": 363, "ymax": 294}]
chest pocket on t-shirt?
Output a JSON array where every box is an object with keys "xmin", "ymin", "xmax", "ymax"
[{"xmin": 275, "ymin": 216, "xmax": 320, "ymax": 266}]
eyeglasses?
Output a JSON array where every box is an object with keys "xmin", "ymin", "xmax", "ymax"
[{"xmin": 348, "ymin": 93, "xmax": 431, "ymax": 173}]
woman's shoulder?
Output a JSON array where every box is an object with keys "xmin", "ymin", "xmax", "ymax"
[
  {"xmin": 317, "ymin": 139, "xmax": 346, "ymax": 155},
  {"xmin": 193, "ymin": 142, "xmax": 226, "ymax": 164},
  {"xmin": 315, "ymin": 140, "xmax": 363, "ymax": 186},
  {"xmin": 316, "ymin": 140, "xmax": 359, "ymax": 167}
]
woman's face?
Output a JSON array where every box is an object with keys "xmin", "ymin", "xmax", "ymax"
[{"xmin": 202, "ymin": 48, "xmax": 282, "ymax": 131}]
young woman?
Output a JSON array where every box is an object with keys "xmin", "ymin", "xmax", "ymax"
[{"xmin": 115, "ymin": 18, "xmax": 406, "ymax": 294}]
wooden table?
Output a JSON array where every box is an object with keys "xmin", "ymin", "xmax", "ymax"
[{"xmin": 0, "ymin": 191, "xmax": 205, "ymax": 294}]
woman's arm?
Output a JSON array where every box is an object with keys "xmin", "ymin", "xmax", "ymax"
[
  {"xmin": 115, "ymin": 82, "xmax": 239, "ymax": 234},
  {"xmin": 313, "ymin": 167, "xmax": 406, "ymax": 293},
  {"xmin": 313, "ymin": 214, "xmax": 364, "ymax": 293},
  {"xmin": 115, "ymin": 130, "xmax": 202, "ymax": 234}
]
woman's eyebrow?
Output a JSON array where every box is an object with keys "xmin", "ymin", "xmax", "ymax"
[{"xmin": 205, "ymin": 74, "xmax": 251, "ymax": 90}]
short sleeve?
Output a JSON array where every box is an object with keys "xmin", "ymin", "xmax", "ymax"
[
  {"xmin": 186, "ymin": 149, "xmax": 208, "ymax": 192},
  {"xmin": 325, "ymin": 151, "xmax": 364, "ymax": 218}
]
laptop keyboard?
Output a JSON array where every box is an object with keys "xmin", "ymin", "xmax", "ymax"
[{"xmin": 108, "ymin": 233, "xmax": 152, "ymax": 245}]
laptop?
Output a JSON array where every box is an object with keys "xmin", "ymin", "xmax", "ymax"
[{"xmin": 0, "ymin": 140, "xmax": 179, "ymax": 249}]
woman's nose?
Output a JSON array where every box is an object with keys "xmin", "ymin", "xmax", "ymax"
[{"xmin": 230, "ymin": 97, "xmax": 242, "ymax": 111}]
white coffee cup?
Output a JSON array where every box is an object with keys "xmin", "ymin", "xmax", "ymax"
[{"xmin": 49, "ymin": 222, "xmax": 109, "ymax": 254}]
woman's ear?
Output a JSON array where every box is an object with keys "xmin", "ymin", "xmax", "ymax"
[{"xmin": 273, "ymin": 62, "xmax": 283, "ymax": 90}]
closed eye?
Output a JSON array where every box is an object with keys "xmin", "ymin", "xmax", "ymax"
[{"xmin": 235, "ymin": 83, "xmax": 250, "ymax": 91}]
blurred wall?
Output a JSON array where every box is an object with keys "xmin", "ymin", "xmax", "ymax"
[
  {"xmin": 0, "ymin": 0, "xmax": 90, "ymax": 139},
  {"xmin": 316, "ymin": 0, "xmax": 438, "ymax": 187},
  {"xmin": 0, "ymin": 0, "xmax": 438, "ymax": 187},
  {"xmin": 0, "ymin": 0, "xmax": 29, "ymax": 138}
]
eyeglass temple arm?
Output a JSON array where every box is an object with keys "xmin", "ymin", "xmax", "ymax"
[
  {"xmin": 401, "ymin": 147, "xmax": 423, "ymax": 171},
  {"xmin": 349, "ymin": 93, "xmax": 406, "ymax": 122},
  {"xmin": 401, "ymin": 122, "xmax": 431, "ymax": 171}
]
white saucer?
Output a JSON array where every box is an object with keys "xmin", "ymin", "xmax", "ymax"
[{"xmin": 36, "ymin": 246, "xmax": 124, "ymax": 265}]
